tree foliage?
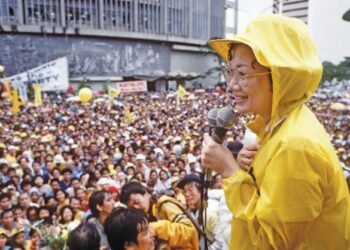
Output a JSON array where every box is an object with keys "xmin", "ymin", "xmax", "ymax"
[{"xmin": 322, "ymin": 57, "xmax": 350, "ymax": 84}]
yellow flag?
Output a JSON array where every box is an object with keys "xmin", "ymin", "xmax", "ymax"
[
  {"xmin": 33, "ymin": 83, "xmax": 42, "ymax": 107},
  {"xmin": 178, "ymin": 85, "xmax": 187, "ymax": 100},
  {"xmin": 11, "ymin": 88, "xmax": 22, "ymax": 114},
  {"xmin": 108, "ymin": 86, "xmax": 120, "ymax": 99},
  {"xmin": 124, "ymin": 105, "xmax": 132, "ymax": 123}
]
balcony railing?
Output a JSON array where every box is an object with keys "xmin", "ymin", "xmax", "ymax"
[{"xmin": 0, "ymin": 0, "xmax": 225, "ymax": 43}]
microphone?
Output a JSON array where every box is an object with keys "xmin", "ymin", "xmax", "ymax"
[
  {"xmin": 204, "ymin": 107, "xmax": 236, "ymax": 188},
  {"xmin": 206, "ymin": 107, "xmax": 219, "ymax": 131}
]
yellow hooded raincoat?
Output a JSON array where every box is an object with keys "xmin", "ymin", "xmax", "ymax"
[{"xmin": 209, "ymin": 14, "xmax": 350, "ymax": 250}]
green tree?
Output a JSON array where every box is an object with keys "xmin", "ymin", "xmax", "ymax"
[
  {"xmin": 78, "ymin": 77, "xmax": 92, "ymax": 90},
  {"xmin": 321, "ymin": 57, "xmax": 350, "ymax": 84}
]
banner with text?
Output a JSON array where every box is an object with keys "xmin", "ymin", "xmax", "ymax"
[
  {"xmin": 4, "ymin": 57, "xmax": 69, "ymax": 92},
  {"xmin": 116, "ymin": 80, "xmax": 147, "ymax": 93}
]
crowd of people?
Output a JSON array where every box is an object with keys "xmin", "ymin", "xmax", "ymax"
[{"xmin": 0, "ymin": 80, "xmax": 348, "ymax": 249}]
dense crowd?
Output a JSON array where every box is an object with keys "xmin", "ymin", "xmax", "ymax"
[{"xmin": 0, "ymin": 82, "xmax": 348, "ymax": 249}]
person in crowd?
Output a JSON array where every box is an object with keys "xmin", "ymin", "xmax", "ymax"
[
  {"xmin": 88, "ymin": 190, "xmax": 115, "ymax": 250},
  {"xmin": 104, "ymin": 207, "xmax": 155, "ymax": 250},
  {"xmin": 67, "ymin": 223, "xmax": 101, "ymax": 250},
  {"xmin": 0, "ymin": 194, "xmax": 11, "ymax": 213},
  {"xmin": 26, "ymin": 206, "xmax": 39, "ymax": 224},
  {"xmin": 28, "ymin": 228, "xmax": 41, "ymax": 250},
  {"xmin": 154, "ymin": 169, "xmax": 170, "ymax": 193},
  {"xmin": 11, "ymin": 228, "xmax": 28, "ymax": 250},
  {"xmin": 202, "ymin": 14, "xmax": 350, "ymax": 249},
  {"xmin": 177, "ymin": 174, "xmax": 222, "ymax": 250},
  {"xmin": 0, "ymin": 228, "xmax": 9, "ymax": 250},
  {"xmin": 120, "ymin": 182, "xmax": 199, "ymax": 249},
  {"xmin": 57, "ymin": 205, "xmax": 80, "ymax": 238},
  {"xmin": 170, "ymin": 176, "xmax": 186, "ymax": 206},
  {"xmin": 1, "ymin": 209, "xmax": 15, "ymax": 237}
]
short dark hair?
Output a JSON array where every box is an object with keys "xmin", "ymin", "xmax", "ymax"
[
  {"xmin": 104, "ymin": 207, "xmax": 148, "ymax": 250},
  {"xmin": 1, "ymin": 208, "xmax": 12, "ymax": 219},
  {"xmin": 0, "ymin": 193, "xmax": 10, "ymax": 201},
  {"xmin": 20, "ymin": 179, "xmax": 32, "ymax": 190},
  {"xmin": 88, "ymin": 190, "xmax": 108, "ymax": 218},
  {"xmin": 67, "ymin": 223, "xmax": 101, "ymax": 250},
  {"xmin": 120, "ymin": 182, "xmax": 147, "ymax": 204}
]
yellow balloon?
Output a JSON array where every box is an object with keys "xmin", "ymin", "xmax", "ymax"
[
  {"xmin": 0, "ymin": 65, "xmax": 4, "ymax": 73},
  {"xmin": 78, "ymin": 88, "xmax": 93, "ymax": 103}
]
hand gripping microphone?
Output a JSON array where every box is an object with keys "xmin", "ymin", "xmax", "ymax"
[{"xmin": 204, "ymin": 107, "xmax": 236, "ymax": 188}]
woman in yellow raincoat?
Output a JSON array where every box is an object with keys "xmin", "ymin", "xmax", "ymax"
[{"xmin": 202, "ymin": 14, "xmax": 350, "ymax": 250}]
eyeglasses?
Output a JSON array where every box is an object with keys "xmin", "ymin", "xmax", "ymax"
[{"xmin": 221, "ymin": 65, "xmax": 271, "ymax": 87}]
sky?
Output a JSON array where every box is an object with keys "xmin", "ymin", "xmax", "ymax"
[
  {"xmin": 226, "ymin": 0, "xmax": 350, "ymax": 63},
  {"xmin": 236, "ymin": 0, "xmax": 273, "ymax": 33}
]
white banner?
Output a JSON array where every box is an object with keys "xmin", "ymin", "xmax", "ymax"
[
  {"xmin": 4, "ymin": 57, "xmax": 69, "ymax": 92},
  {"xmin": 116, "ymin": 80, "xmax": 147, "ymax": 93}
]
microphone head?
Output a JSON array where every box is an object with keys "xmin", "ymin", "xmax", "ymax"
[
  {"xmin": 216, "ymin": 107, "xmax": 236, "ymax": 129},
  {"xmin": 206, "ymin": 108, "xmax": 219, "ymax": 128}
]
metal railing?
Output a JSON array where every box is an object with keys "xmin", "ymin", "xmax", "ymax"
[{"xmin": 0, "ymin": 0, "xmax": 225, "ymax": 41}]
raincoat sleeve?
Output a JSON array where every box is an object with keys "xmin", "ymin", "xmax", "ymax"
[
  {"xmin": 223, "ymin": 144, "xmax": 325, "ymax": 249},
  {"xmin": 150, "ymin": 196, "xmax": 199, "ymax": 250}
]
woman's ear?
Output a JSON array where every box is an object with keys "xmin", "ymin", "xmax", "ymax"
[{"xmin": 96, "ymin": 204, "xmax": 103, "ymax": 212}]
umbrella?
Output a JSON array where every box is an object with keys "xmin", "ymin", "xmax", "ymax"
[
  {"xmin": 41, "ymin": 107, "xmax": 52, "ymax": 113},
  {"xmin": 66, "ymin": 96, "xmax": 80, "ymax": 102},
  {"xmin": 94, "ymin": 97, "xmax": 107, "ymax": 103},
  {"xmin": 194, "ymin": 89, "xmax": 205, "ymax": 93},
  {"xmin": 330, "ymin": 102, "xmax": 346, "ymax": 111}
]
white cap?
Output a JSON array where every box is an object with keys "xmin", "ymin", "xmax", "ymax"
[
  {"xmin": 54, "ymin": 155, "xmax": 64, "ymax": 164},
  {"xmin": 97, "ymin": 177, "xmax": 111, "ymax": 186},
  {"xmin": 136, "ymin": 154, "xmax": 146, "ymax": 161},
  {"xmin": 188, "ymin": 155, "xmax": 197, "ymax": 164}
]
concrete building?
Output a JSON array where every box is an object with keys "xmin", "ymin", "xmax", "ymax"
[
  {"xmin": 273, "ymin": 0, "xmax": 308, "ymax": 23},
  {"xmin": 0, "ymin": 0, "xmax": 226, "ymax": 91}
]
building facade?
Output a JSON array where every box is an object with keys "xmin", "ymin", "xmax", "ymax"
[
  {"xmin": 0, "ymin": 0, "xmax": 225, "ymax": 91},
  {"xmin": 273, "ymin": 0, "xmax": 309, "ymax": 23},
  {"xmin": 272, "ymin": 0, "xmax": 350, "ymax": 63}
]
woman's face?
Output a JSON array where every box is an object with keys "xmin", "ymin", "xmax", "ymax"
[
  {"xmin": 56, "ymin": 190, "xmax": 65, "ymax": 202},
  {"xmin": 227, "ymin": 44, "xmax": 272, "ymax": 122},
  {"xmin": 76, "ymin": 189, "xmax": 86, "ymax": 199},
  {"xmin": 0, "ymin": 234, "xmax": 7, "ymax": 247},
  {"xmin": 62, "ymin": 208, "xmax": 73, "ymax": 223},
  {"xmin": 53, "ymin": 169, "xmax": 61, "ymax": 178},
  {"xmin": 160, "ymin": 171, "xmax": 168, "ymax": 181},
  {"xmin": 100, "ymin": 193, "xmax": 115, "ymax": 216},
  {"xmin": 28, "ymin": 209, "xmax": 38, "ymax": 222},
  {"xmin": 34, "ymin": 177, "xmax": 43, "ymax": 187},
  {"xmin": 150, "ymin": 172, "xmax": 158, "ymax": 181}
]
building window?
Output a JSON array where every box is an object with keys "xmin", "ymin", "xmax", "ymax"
[
  {"xmin": 168, "ymin": 0, "xmax": 188, "ymax": 37},
  {"xmin": 23, "ymin": 0, "xmax": 60, "ymax": 25},
  {"xmin": 0, "ymin": 0, "xmax": 18, "ymax": 25},
  {"xmin": 66, "ymin": 0, "xmax": 98, "ymax": 28},
  {"xmin": 104, "ymin": 0, "xmax": 133, "ymax": 31},
  {"xmin": 138, "ymin": 0, "xmax": 161, "ymax": 34}
]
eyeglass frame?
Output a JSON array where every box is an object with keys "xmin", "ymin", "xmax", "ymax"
[{"xmin": 221, "ymin": 65, "xmax": 271, "ymax": 87}]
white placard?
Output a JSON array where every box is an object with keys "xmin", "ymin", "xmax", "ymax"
[
  {"xmin": 116, "ymin": 80, "xmax": 147, "ymax": 93},
  {"xmin": 4, "ymin": 57, "xmax": 69, "ymax": 92}
]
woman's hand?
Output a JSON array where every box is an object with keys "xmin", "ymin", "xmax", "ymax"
[
  {"xmin": 201, "ymin": 133, "xmax": 239, "ymax": 178},
  {"xmin": 237, "ymin": 144, "xmax": 260, "ymax": 171}
]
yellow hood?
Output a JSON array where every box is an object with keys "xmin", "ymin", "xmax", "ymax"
[{"xmin": 209, "ymin": 14, "xmax": 322, "ymax": 130}]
